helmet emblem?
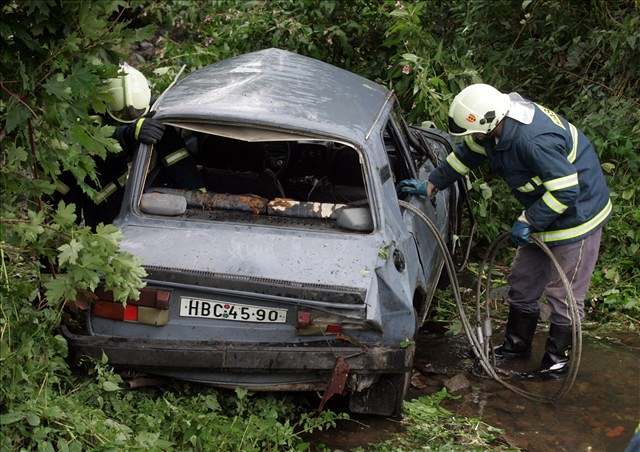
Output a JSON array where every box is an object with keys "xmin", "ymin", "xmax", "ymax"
[{"xmin": 466, "ymin": 113, "xmax": 477, "ymax": 123}]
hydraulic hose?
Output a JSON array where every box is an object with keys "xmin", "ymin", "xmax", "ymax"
[{"xmin": 398, "ymin": 200, "xmax": 581, "ymax": 403}]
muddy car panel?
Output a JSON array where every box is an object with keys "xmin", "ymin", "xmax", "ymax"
[{"xmin": 63, "ymin": 48, "xmax": 455, "ymax": 416}]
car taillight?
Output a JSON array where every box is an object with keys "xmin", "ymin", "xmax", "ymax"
[
  {"xmin": 297, "ymin": 310, "xmax": 312, "ymax": 328},
  {"xmin": 123, "ymin": 305, "xmax": 138, "ymax": 321},
  {"xmin": 296, "ymin": 309, "xmax": 346, "ymax": 335},
  {"xmin": 93, "ymin": 301, "xmax": 132, "ymax": 321},
  {"xmin": 91, "ymin": 288, "xmax": 171, "ymax": 326}
]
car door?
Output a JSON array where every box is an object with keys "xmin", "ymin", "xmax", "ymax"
[
  {"xmin": 407, "ymin": 123, "xmax": 459, "ymax": 240},
  {"xmin": 383, "ymin": 112, "xmax": 449, "ymax": 291}
]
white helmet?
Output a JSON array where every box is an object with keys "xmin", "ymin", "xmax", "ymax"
[
  {"xmin": 448, "ymin": 84, "xmax": 510, "ymax": 136},
  {"xmin": 105, "ymin": 63, "xmax": 151, "ymax": 123}
]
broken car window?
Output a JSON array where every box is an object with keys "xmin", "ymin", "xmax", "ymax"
[
  {"xmin": 382, "ymin": 118, "xmax": 415, "ymax": 183},
  {"xmin": 139, "ymin": 130, "xmax": 373, "ymax": 232}
]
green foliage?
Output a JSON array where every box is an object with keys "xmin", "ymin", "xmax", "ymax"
[
  {"xmin": 588, "ymin": 172, "xmax": 640, "ymax": 321},
  {"xmin": 366, "ymin": 389, "xmax": 511, "ymax": 451},
  {"xmin": 1, "ymin": 356, "xmax": 345, "ymax": 450},
  {"xmin": 1, "ymin": 0, "xmax": 150, "ymax": 301},
  {"xmin": 2, "ymin": 1, "xmax": 153, "ymax": 449},
  {"xmin": 1, "ymin": 0, "xmax": 639, "ymax": 448},
  {"xmin": 1, "ymin": 1, "xmax": 153, "ymax": 198},
  {"xmin": 138, "ymin": 0, "xmax": 393, "ymax": 93},
  {"xmin": 382, "ymin": 1, "xmax": 480, "ymax": 126}
]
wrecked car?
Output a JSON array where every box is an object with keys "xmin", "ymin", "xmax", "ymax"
[{"xmin": 63, "ymin": 48, "xmax": 457, "ymax": 416}]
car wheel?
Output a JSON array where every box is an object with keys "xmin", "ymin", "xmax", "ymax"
[{"xmin": 348, "ymin": 347, "xmax": 415, "ymax": 418}]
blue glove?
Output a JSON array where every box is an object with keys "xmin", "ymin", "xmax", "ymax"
[
  {"xmin": 398, "ymin": 178, "xmax": 427, "ymax": 197},
  {"xmin": 511, "ymin": 220, "xmax": 531, "ymax": 246}
]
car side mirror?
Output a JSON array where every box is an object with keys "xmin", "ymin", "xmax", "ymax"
[
  {"xmin": 335, "ymin": 206, "xmax": 373, "ymax": 232},
  {"xmin": 140, "ymin": 192, "xmax": 187, "ymax": 216}
]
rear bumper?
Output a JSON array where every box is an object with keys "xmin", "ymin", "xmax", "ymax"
[{"xmin": 62, "ymin": 326, "xmax": 411, "ymax": 375}]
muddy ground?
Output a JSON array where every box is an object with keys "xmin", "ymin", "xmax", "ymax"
[{"xmin": 311, "ymin": 326, "xmax": 640, "ymax": 451}]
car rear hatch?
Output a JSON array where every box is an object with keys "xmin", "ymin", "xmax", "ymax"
[{"xmin": 89, "ymin": 223, "xmax": 383, "ymax": 344}]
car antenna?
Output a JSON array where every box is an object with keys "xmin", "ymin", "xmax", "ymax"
[{"xmin": 150, "ymin": 64, "xmax": 187, "ymax": 113}]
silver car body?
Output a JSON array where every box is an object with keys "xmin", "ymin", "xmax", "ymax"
[{"xmin": 64, "ymin": 49, "xmax": 456, "ymax": 415}]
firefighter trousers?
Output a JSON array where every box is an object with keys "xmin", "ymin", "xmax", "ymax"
[{"xmin": 507, "ymin": 228, "xmax": 603, "ymax": 326}]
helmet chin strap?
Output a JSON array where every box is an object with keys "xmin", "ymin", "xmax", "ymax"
[{"xmin": 485, "ymin": 117, "xmax": 506, "ymax": 138}]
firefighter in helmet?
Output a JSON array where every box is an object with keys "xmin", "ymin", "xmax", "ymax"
[
  {"xmin": 55, "ymin": 63, "xmax": 203, "ymax": 227},
  {"xmin": 400, "ymin": 83, "xmax": 611, "ymax": 379}
]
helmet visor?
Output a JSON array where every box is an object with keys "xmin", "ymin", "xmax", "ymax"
[
  {"xmin": 448, "ymin": 116, "xmax": 468, "ymax": 135},
  {"xmin": 109, "ymin": 105, "xmax": 148, "ymax": 123}
]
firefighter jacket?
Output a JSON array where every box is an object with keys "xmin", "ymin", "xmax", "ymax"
[
  {"xmin": 55, "ymin": 124, "xmax": 204, "ymax": 229},
  {"xmin": 429, "ymin": 102, "xmax": 611, "ymax": 246}
]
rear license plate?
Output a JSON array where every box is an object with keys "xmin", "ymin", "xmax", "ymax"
[{"xmin": 179, "ymin": 297, "xmax": 287, "ymax": 323}]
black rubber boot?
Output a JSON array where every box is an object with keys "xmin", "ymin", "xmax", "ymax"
[
  {"xmin": 517, "ymin": 323, "xmax": 573, "ymax": 380},
  {"xmin": 494, "ymin": 308, "xmax": 539, "ymax": 360},
  {"xmin": 537, "ymin": 323, "xmax": 572, "ymax": 379}
]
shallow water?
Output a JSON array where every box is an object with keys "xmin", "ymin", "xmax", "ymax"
[{"xmin": 311, "ymin": 327, "xmax": 640, "ymax": 451}]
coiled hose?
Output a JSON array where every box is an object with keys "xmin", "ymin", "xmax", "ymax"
[{"xmin": 398, "ymin": 200, "xmax": 581, "ymax": 403}]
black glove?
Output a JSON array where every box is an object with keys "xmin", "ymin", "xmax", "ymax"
[{"xmin": 132, "ymin": 117, "xmax": 165, "ymax": 144}]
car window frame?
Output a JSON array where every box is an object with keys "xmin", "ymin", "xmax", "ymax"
[
  {"xmin": 381, "ymin": 113, "xmax": 418, "ymax": 182},
  {"xmin": 127, "ymin": 129, "xmax": 381, "ymax": 235}
]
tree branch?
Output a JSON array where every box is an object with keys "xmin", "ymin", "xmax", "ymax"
[
  {"xmin": 0, "ymin": 81, "xmax": 39, "ymax": 118},
  {"xmin": 27, "ymin": 118, "xmax": 43, "ymax": 211},
  {"xmin": 544, "ymin": 62, "xmax": 640, "ymax": 107}
]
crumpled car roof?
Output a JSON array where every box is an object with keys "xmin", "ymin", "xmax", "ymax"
[{"xmin": 153, "ymin": 48, "xmax": 390, "ymax": 144}]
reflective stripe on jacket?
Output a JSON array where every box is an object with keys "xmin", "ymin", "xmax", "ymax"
[{"xmin": 429, "ymin": 103, "xmax": 611, "ymax": 246}]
